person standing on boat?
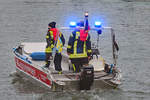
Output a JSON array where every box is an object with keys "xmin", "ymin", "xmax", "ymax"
[
  {"xmin": 44, "ymin": 22, "xmax": 65, "ymax": 73},
  {"xmin": 67, "ymin": 13, "xmax": 92, "ymax": 72}
]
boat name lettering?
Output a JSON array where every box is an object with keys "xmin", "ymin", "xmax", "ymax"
[
  {"xmin": 40, "ymin": 74, "xmax": 47, "ymax": 81},
  {"xmin": 16, "ymin": 58, "xmax": 36, "ymax": 76}
]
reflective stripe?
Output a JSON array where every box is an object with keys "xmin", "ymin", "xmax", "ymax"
[
  {"xmin": 72, "ymin": 64, "xmax": 76, "ymax": 72},
  {"xmin": 45, "ymin": 31, "xmax": 54, "ymax": 53},
  {"xmin": 88, "ymin": 49, "xmax": 92, "ymax": 53},
  {"xmin": 69, "ymin": 32, "xmax": 87, "ymax": 58},
  {"xmin": 67, "ymin": 45, "xmax": 71, "ymax": 49},
  {"xmin": 69, "ymin": 53, "xmax": 87, "ymax": 58},
  {"xmin": 50, "ymin": 31, "xmax": 53, "ymax": 39},
  {"xmin": 70, "ymin": 33, "xmax": 73, "ymax": 37},
  {"xmin": 51, "ymin": 44, "xmax": 54, "ymax": 48},
  {"xmin": 74, "ymin": 41, "xmax": 77, "ymax": 54},
  {"xmin": 75, "ymin": 32, "xmax": 80, "ymax": 39},
  {"xmin": 46, "ymin": 35, "xmax": 49, "ymax": 38},
  {"xmin": 45, "ymin": 46, "xmax": 52, "ymax": 53},
  {"xmin": 74, "ymin": 32, "xmax": 80, "ymax": 54},
  {"xmin": 57, "ymin": 47, "xmax": 63, "ymax": 53},
  {"xmin": 70, "ymin": 40, "xmax": 87, "ymax": 58}
]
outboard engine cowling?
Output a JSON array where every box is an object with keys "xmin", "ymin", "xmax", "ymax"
[{"xmin": 79, "ymin": 64, "xmax": 94, "ymax": 90}]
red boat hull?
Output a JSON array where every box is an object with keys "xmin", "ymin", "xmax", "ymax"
[{"xmin": 14, "ymin": 56, "xmax": 52, "ymax": 89}]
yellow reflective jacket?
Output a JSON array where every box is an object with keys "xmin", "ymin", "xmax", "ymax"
[
  {"xmin": 67, "ymin": 30, "xmax": 91, "ymax": 58},
  {"xmin": 45, "ymin": 28, "xmax": 65, "ymax": 53}
]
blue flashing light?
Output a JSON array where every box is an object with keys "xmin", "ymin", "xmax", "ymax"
[
  {"xmin": 95, "ymin": 21, "xmax": 102, "ymax": 28},
  {"xmin": 69, "ymin": 21, "xmax": 76, "ymax": 27}
]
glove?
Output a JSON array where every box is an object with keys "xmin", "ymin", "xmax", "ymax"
[{"xmin": 49, "ymin": 56, "xmax": 53, "ymax": 60}]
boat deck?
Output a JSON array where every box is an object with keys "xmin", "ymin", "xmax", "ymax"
[{"xmin": 21, "ymin": 42, "xmax": 105, "ymax": 72}]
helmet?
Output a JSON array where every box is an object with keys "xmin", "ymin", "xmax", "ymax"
[
  {"xmin": 48, "ymin": 22, "xmax": 56, "ymax": 28},
  {"xmin": 77, "ymin": 21, "xmax": 84, "ymax": 27}
]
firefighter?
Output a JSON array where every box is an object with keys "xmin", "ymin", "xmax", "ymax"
[
  {"xmin": 67, "ymin": 13, "xmax": 92, "ymax": 72},
  {"xmin": 44, "ymin": 22, "xmax": 65, "ymax": 73}
]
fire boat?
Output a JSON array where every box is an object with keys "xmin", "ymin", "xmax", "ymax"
[{"xmin": 13, "ymin": 15, "xmax": 121, "ymax": 91}]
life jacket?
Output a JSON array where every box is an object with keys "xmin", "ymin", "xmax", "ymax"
[
  {"xmin": 80, "ymin": 25, "xmax": 90, "ymax": 41},
  {"xmin": 80, "ymin": 29, "xmax": 88, "ymax": 41},
  {"xmin": 49, "ymin": 28, "xmax": 64, "ymax": 53},
  {"xmin": 67, "ymin": 31, "xmax": 88, "ymax": 58},
  {"xmin": 49, "ymin": 28, "xmax": 59, "ymax": 40}
]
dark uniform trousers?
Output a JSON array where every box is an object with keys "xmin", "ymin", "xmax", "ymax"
[
  {"xmin": 54, "ymin": 53, "xmax": 62, "ymax": 71},
  {"xmin": 45, "ymin": 53, "xmax": 52, "ymax": 68},
  {"xmin": 70, "ymin": 57, "xmax": 88, "ymax": 72}
]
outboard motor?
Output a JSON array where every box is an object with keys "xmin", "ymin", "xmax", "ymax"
[{"xmin": 79, "ymin": 64, "xmax": 94, "ymax": 90}]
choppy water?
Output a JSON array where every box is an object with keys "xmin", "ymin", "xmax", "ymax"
[{"xmin": 0, "ymin": 0, "xmax": 150, "ymax": 100}]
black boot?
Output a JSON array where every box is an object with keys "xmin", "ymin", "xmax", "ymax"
[{"xmin": 44, "ymin": 61, "xmax": 50, "ymax": 69}]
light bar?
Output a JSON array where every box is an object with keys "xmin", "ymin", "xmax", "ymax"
[
  {"xmin": 95, "ymin": 21, "xmax": 102, "ymax": 28},
  {"xmin": 69, "ymin": 21, "xmax": 76, "ymax": 27}
]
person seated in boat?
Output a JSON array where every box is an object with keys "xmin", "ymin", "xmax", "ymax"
[
  {"xmin": 44, "ymin": 22, "xmax": 65, "ymax": 73},
  {"xmin": 67, "ymin": 13, "xmax": 92, "ymax": 72}
]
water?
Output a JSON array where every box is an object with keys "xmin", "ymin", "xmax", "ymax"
[{"xmin": 0, "ymin": 0, "xmax": 150, "ymax": 100}]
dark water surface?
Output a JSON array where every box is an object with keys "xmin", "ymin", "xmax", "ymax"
[{"xmin": 0, "ymin": 0, "xmax": 150, "ymax": 100}]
